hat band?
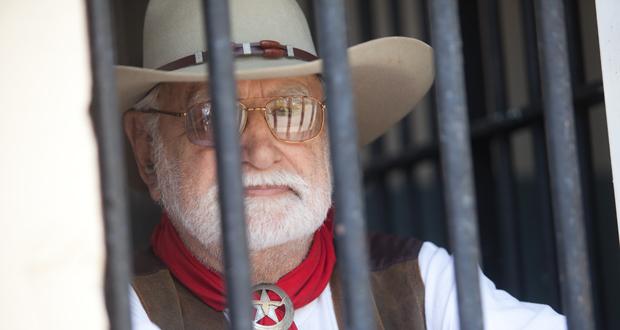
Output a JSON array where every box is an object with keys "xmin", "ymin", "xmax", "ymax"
[{"xmin": 156, "ymin": 39, "xmax": 318, "ymax": 71}]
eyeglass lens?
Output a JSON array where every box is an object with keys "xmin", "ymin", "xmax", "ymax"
[
  {"xmin": 185, "ymin": 96, "xmax": 323, "ymax": 146},
  {"xmin": 263, "ymin": 96, "xmax": 323, "ymax": 142}
]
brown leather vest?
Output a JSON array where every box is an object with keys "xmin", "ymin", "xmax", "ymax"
[{"xmin": 132, "ymin": 233, "xmax": 426, "ymax": 330}]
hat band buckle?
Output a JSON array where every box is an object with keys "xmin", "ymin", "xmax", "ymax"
[{"xmin": 157, "ymin": 39, "xmax": 318, "ymax": 71}]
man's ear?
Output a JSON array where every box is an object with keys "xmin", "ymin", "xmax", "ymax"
[{"xmin": 123, "ymin": 112, "xmax": 161, "ymax": 201}]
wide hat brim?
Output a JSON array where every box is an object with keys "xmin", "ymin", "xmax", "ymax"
[{"xmin": 116, "ymin": 36, "xmax": 434, "ymax": 146}]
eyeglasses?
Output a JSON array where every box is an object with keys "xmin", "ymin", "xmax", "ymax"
[{"xmin": 133, "ymin": 95, "xmax": 326, "ymax": 147}]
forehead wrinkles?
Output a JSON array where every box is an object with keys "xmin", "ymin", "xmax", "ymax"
[
  {"xmin": 261, "ymin": 77, "xmax": 315, "ymax": 97},
  {"xmin": 238, "ymin": 78, "xmax": 320, "ymax": 99},
  {"xmin": 182, "ymin": 77, "xmax": 320, "ymax": 105},
  {"xmin": 238, "ymin": 79, "xmax": 312, "ymax": 99}
]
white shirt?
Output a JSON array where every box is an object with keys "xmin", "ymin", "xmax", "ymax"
[{"xmin": 131, "ymin": 241, "xmax": 567, "ymax": 329}]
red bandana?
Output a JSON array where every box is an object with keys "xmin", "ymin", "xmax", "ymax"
[{"xmin": 151, "ymin": 209, "xmax": 336, "ymax": 329}]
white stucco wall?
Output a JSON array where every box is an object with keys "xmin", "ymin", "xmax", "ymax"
[
  {"xmin": 595, "ymin": 0, "xmax": 620, "ymax": 242},
  {"xmin": 0, "ymin": 1, "xmax": 107, "ymax": 329}
]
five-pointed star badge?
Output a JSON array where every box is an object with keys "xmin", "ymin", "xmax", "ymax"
[{"xmin": 253, "ymin": 289, "xmax": 284, "ymax": 323}]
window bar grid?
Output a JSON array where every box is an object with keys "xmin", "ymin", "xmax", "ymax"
[
  {"xmin": 534, "ymin": 0, "xmax": 595, "ymax": 329},
  {"xmin": 85, "ymin": 0, "xmax": 603, "ymax": 328},
  {"xmin": 314, "ymin": 0, "xmax": 375, "ymax": 329},
  {"xmin": 201, "ymin": 1, "xmax": 253, "ymax": 329},
  {"xmin": 429, "ymin": 0, "xmax": 485, "ymax": 329},
  {"xmin": 85, "ymin": 0, "xmax": 133, "ymax": 329}
]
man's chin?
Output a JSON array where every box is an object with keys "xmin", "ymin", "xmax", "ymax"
[
  {"xmin": 244, "ymin": 215, "xmax": 324, "ymax": 252},
  {"xmin": 244, "ymin": 194, "xmax": 301, "ymax": 214},
  {"xmin": 245, "ymin": 232, "xmax": 307, "ymax": 252}
]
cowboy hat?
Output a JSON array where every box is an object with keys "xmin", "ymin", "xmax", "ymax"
[{"xmin": 116, "ymin": 0, "xmax": 434, "ymax": 145}]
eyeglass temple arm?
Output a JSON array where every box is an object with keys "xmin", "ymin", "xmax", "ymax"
[{"xmin": 130, "ymin": 108, "xmax": 188, "ymax": 117}]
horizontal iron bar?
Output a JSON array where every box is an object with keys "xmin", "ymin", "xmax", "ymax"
[
  {"xmin": 202, "ymin": 1, "xmax": 253, "ymax": 329},
  {"xmin": 363, "ymin": 82, "xmax": 604, "ymax": 180}
]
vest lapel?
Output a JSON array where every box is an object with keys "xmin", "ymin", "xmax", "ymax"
[
  {"xmin": 176, "ymin": 281, "xmax": 228, "ymax": 330},
  {"xmin": 329, "ymin": 267, "xmax": 385, "ymax": 330},
  {"xmin": 133, "ymin": 270, "xmax": 185, "ymax": 330}
]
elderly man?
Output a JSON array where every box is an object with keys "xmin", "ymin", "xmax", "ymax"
[{"xmin": 119, "ymin": 0, "xmax": 566, "ymax": 329}]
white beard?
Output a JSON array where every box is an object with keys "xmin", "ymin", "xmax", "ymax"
[{"xmin": 151, "ymin": 131, "xmax": 332, "ymax": 252}]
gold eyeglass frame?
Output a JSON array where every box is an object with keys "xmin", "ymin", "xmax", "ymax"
[{"xmin": 132, "ymin": 95, "xmax": 327, "ymax": 146}]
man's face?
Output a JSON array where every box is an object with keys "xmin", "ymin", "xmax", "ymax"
[{"xmin": 135, "ymin": 75, "xmax": 332, "ymax": 251}]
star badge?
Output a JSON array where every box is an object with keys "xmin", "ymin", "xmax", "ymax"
[{"xmin": 251, "ymin": 284, "xmax": 294, "ymax": 330}]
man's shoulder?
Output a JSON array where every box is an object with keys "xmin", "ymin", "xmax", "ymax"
[{"xmin": 367, "ymin": 233, "xmax": 423, "ymax": 271}]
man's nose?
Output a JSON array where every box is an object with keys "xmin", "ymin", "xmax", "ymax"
[{"xmin": 240, "ymin": 111, "xmax": 282, "ymax": 170}]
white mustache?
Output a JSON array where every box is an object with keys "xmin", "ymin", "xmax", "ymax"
[{"xmin": 242, "ymin": 170, "xmax": 309, "ymax": 197}]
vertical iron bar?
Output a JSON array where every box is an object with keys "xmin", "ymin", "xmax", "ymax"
[
  {"xmin": 314, "ymin": 0, "xmax": 374, "ymax": 329},
  {"xmin": 429, "ymin": 1, "xmax": 484, "ymax": 329},
  {"xmin": 521, "ymin": 0, "xmax": 561, "ymax": 308},
  {"xmin": 421, "ymin": 0, "xmax": 448, "ymax": 244},
  {"xmin": 85, "ymin": 0, "xmax": 132, "ymax": 329},
  {"xmin": 564, "ymin": 0, "xmax": 603, "ymax": 326},
  {"xmin": 393, "ymin": 0, "xmax": 418, "ymax": 236},
  {"xmin": 420, "ymin": 0, "xmax": 439, "ymax": 145},
  {"xmin": 458, "ymin": 0, "xmax": 498, "ymax": 290},
  {"xmin": 479, "ymin": 0, "xmax": 521, "ymax": 295},
  {"xmin": 368, "ymin": 0, "xmax": 394, "ymax": 233},
  {"xmin": 201, "ymin": 1, "xmax": 253, "ymax": 329},
  {"xmin": 391, "ymin": 0, "xmax": 408, "ymax": 148},
  {"xmin": 534, "ymin": 0, "xmax": 595, "ymax": 328}
]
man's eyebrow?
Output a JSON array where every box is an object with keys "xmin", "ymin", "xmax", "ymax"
[
  {"xmin": 186, "ymin": 83, "xmax": 311, "ymax": 104},
  {"xmin": 186, "ymin": 85, "xmax": 210, "ymax": 105}
]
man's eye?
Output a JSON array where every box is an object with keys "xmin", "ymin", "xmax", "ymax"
[{"xmin": 274, "ymin": 106, "xmax": 290, "ymax": 116}]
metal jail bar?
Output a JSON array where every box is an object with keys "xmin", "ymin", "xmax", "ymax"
[
  {"xmin": 478, "ymin": 0, "xmax": 521, "ymax": 296},
  {"xmin": 565, "ymin": 0, "xmax": 604, "ymax": 323},
  {"xmin": 201, "ymin": 1, "xmax": 254, "ymax": 329},
  {"xmin": 429, "ymin": 0, "xmax": 484, "ymax": 330},
  {"xmin": 85, "ymin": 0, "xmax": 133, "ymax": 329},
  {"xmin": 314, "ymin": 0, "xmax": 376, "ymax": 328},
  {"xmin": 521, "ymin": 0, "xmax": 562, "ymax": 310},
  {"xmin": 535, "ymin": 0, "xmax": 595, "ymax": 329}
]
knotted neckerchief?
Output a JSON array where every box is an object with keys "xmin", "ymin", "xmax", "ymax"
[{"xmin": 151, "ymin": 210, "xmax": 336, "ymax": 329}]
